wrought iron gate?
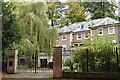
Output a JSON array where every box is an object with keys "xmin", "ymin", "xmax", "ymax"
[{"xmin": 18, "ymin": 50, "xmax": 53, "ymax": 73}]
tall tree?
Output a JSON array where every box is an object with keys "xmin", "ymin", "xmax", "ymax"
[
  {"xmin": 2, "ymin": 2, "xmax": 22, "ymax": 71},
  {"xmin": 18, "ymin": 2, "xmax": 57, "ymax": 53},
  {"xmin": 82, "ymin": 1, "xmax": 117, "ymax": 19},
  {"xmin": 2, "ymin": 2, "xmax": 21, "ymax": 50},
  {"xmin": 47, "ymin": 2, "xmax": 86, "ymax": 28},
  {"xmin": 47, "ymin": 2, "xmax": 67, "ymax": 27},
  {"xmin": 66, "ymin": 2, "xmax": 86, "ymax": 23}
]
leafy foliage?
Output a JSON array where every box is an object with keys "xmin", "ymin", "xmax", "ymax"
[
  {"xmin": 64, "ymin": 36, "xmax": 119, "ymax": 72},
  {"xmin": 66, "ymin": 2, "xmax": 86, "ymax": 23},
  {"xmin": 47, "ymin": 2, "xmax": 67, "ymax": 27},
  {"xmin": 64, "ymin": 57, "xmax": 74, "ymax": 71},
  {"xmin": 47, "ymin": 2, "xmax": 86, "ymax": 28},
  {"xmin": 82, "ymin": 1, "xmax": 117, "ymax": 19},
  {"xmin": 18, "ymin": 2, "xmax": 57, "ymax": 53},
  {"xmin": 2, "ymin": 2, "xmax": 21, "ymax": 50}
]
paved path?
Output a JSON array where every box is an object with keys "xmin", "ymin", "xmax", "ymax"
[
  {"xmin": 2, "ymin": 72, "xmax": 53, "ymax": 78},
  {"xmin": 2, "ymin": 69, "xmax": 53, "ymax": 79}
]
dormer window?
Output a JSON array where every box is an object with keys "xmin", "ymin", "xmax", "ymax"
[
  {"xmin": 91, "ymin": 22, "xmax": 94, "ymax": 25},
  {"xmin": 81, "ymin": 24, "xmax": 84, "ymax": 29},
  {"xmin": 88, "ymin": 23, "xmax": 91, "ymax": 26}
]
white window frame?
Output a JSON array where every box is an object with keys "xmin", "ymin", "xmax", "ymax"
[
  {"xmin": 79, "ymin": 43, "xmax": 83, "ymax": 47},
  {"xmin": 98, "ymin": 28, "xmax": 103, "ymax": 35},
  {"xmin": 62, "ymin": 34, "xmax": 67, "ymax": 40},
  {"xmin": 62, "ymin": 45, "xmax": 67, "ymax": 51},
  {"xmin": 108, "ymin": 27, "xmax": 115, "ymax": 34},
  {"xmin": 84, "ymin": 33, "xmax": 89, "ymax": 39},
  {"xmin": 77, "ymin": 33, "xmax": 82, "ymax": 40},
  {"xmin": 74, "ymin": 44, "xmax": 79, "ymax": 47}
]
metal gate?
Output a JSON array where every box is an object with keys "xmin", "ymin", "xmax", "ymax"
[{"xmin": 18, "ymin": 50, "xmax": 53, "ymax": 73}]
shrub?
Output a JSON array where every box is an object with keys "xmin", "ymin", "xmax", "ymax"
[
  {"xmin": 72, "ymin": 35, "xmax": 119, "ymax": 72},
  {"xmin": 63, "ymin": 56, "xmax": 74, "ymax": 71}
]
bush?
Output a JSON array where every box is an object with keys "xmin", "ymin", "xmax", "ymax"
[
  {"xmin": 72, "ymin": 35, "xmax": 119, "ymax": 72},
  {"xmin": 63, "ymin": 57, "xmax": 74, "ymax": 71}
]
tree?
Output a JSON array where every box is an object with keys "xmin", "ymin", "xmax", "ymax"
[
  {"xmin": 2, "ymin": 2, "xmax": 21, "ymax": 50},
  {"xmin": 47, "ymin": 2, "xmax": 67, "ymax": 27},
  {"xmin": 18, "ymin": 2, "xmax": 57, "ymax": 53},
  {"xmin": 47, "ymin": 2, "xmax": 86, "ymax": 28},
  {"xmin": 2, "ymin": 2, "xmax": 22, "ymax": 71},
  {"xmin": 73, "ymin": 35, "xmax": 117, "ymax": 72},
  {"xmin": 66, "ymin": 2, "xmax": 86, "ymax": 23},
  {"xmin": 82, "ymin": 1, "xmax": 117, "ymax": 19}
]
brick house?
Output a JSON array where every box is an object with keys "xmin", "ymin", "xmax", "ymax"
[
  {"xmin": 58, "ymin": 17, "xmax": 120, "ymax": 51},
  {"xmin": 90, "ymin": 17, "xmax": 120, "ymax": 44}
]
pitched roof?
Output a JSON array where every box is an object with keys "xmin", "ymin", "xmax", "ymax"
[
  {"xmin": 58, "ymin": 17, "xmax": 120, "ymax": 33},
  {"xmin": 58, "ymin": 26, "xmax": 72, "ymax": 33},
  {"xmin": 91, "ymin": 17, "xmax": 120, "ymax": 28}
]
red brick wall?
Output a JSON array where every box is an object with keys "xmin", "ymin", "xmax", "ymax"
[
  {"xmin": 58, "ymin": 33, "xmax": 71, "ymax": 50},
  {"xmin": 72, "ymin": 31, "xmax": 90, "ymax": 43},
  {"xmin": 91, "ymin": 26, "xmax": 119, "ymax": 43},
  {"xmin": 53, "ymin": 47, "xmax": 62, "ymax": 78}
]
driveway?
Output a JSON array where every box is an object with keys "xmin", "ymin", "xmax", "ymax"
[{"xmin": 2, "ymin": 69, "xmax": 53, "ymax": 79}]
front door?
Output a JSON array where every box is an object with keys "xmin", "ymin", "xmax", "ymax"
[{"xmin": 40, "ymin": 59, "xmax": 47, "ymax": 68}]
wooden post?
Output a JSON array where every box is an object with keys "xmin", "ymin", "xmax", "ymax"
[{"xmin": 53, "ymin": 46, "xmax": 62, "ymax": 78}]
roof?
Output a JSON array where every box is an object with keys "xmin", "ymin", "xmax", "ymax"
[
  {"xmin": 91, "ymin": 17, "xmax": 120, "ymax": 28},
  {"xmin": 58, "ymin": 17, "xmax": 120, "ymax": 33}
]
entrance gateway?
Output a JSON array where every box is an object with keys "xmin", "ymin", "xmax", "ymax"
[
  {"xmin": 6, "ymin": 47, "xmax": 63, "ymax": 78},
  {"xmin": 17, "ymin": 51, "xmax": 53, "ymax": 73}
]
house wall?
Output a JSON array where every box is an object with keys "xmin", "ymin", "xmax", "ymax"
[
  {"xmin": 58, "ymin": 31, "xmax": 91, "ymax": 50},
  {"xmin": 58, "ymin": 33, "xmax": 71, "ymax": 50},
  {"xmin": 58, "ymin": 24, "xmax": 120, "ymax": 51},
  {"xmin": 72, "ymin": 31, "xmax": 90, "ymax": 43},
  {"xmin": 116, "ymin": 24, "xmax": 120, "ymax": 44},
  {"xmin": 91, "ymin": 26, "xmax": 119, "ymax": 44}
]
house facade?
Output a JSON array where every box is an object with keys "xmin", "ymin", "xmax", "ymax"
[{"xmin": 58, "ymin": 17, "xmax": 120, "ymax": 51}]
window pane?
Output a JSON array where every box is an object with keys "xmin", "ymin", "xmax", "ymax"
[
  {"xmin": 109, "ymin": 27, "xmax": 114, "ymax": 33},
  {"xmin": 98, "ymin": 28, "xmax": 102, "ymax": 34},
  {"xmin": 62, "ymin": 34, "xmax": 66, "ymax": 39},
  {"xmin": 74, "ymin": 44, "xmax": 78, "ymax": 47},
  {"xmin": 77, "ymin": 34, "xmax": 82, "ymax": 39},
  {"xmin": 85, "ymin": 33, "xmax": 88, "ymax": 38}
]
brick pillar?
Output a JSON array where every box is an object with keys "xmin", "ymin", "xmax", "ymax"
[
  {"xmin": 53, "ymin": 46, "xmax": 62, "ymax": 78},
  {"xmin": 7, "ymin": 49, "xmax": 18, "ymax": 74}
]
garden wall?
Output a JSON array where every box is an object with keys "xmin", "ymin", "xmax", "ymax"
[{"xmin": 62, "ymin": 72, "xmax": 120, "ymax": 79}]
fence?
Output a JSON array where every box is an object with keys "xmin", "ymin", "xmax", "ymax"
[
  {"xmin": 18, "ymin": 50, "xmax": 53, "ymax": 73},
  {"xmin": 63, "ymin": 47, "xmax": 120, "ymax": 72}
]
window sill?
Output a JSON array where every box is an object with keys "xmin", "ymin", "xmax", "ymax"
[
  {"xmin": 77, "ymin": 38, "xmax": 82, "ymax": 40},
  {"xmin": 108, "ymin": 33, "xmax": 115, "ymax": 35},
  {"xmin": 62, "ymin": 39, "xmax": 67, "ymax": 41},
  {"xmin": 98, "ymin": 34, "xmax": 103, "ymax": 36}
]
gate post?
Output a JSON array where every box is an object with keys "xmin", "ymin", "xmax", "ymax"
[
  {"xmin": 7, "ymin": 49, "xmax": 18, "ymax": 74},
  {"xmin": 53, "ymin": 46, "xmax": 62, "ymax": 78}
]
